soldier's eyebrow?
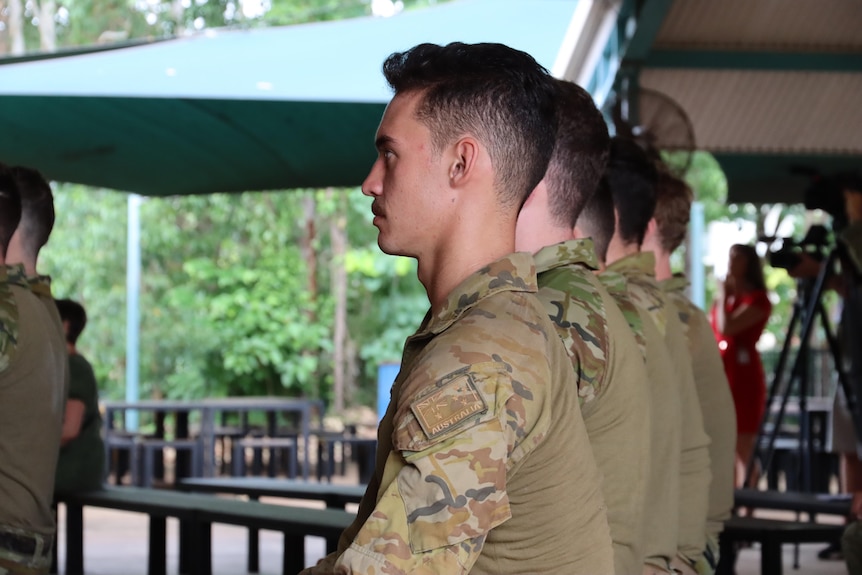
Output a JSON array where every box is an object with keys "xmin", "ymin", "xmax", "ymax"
[{"xmin": 375, "ymin": 135, "xmax": 396, "ymax": 151}]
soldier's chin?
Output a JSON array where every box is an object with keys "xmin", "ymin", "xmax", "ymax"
[{"xmin": 376, "ymin": 236, "xmax": 408, "ymax": 258}]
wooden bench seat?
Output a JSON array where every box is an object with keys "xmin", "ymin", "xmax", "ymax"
[
  {"xmin": 717, "ymin": 515, "xmax": 845, "ymax": 575},
  {"xmin": 54, "ymin": 486, "xmax": 354, "ymax": 575}
]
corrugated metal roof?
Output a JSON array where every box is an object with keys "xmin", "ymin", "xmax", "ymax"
[
  {"xmin": 654, "ymin": 0, "xmax": 862, "ymax": 52},
  {"xmin": 640, "ymin": 69, "xmax": 862, "ymax": 154}
]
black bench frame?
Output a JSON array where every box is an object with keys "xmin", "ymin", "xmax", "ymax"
[{"xmin": 53, "ymin": 486, "xmax": 352, "ymax": 575}]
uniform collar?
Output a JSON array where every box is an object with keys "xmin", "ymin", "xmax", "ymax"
[
  {"xmin": 533, "ymin": 238, "xmax": 599, "ymax": 274},
  {"xmin": 660, "ymin": 273, "xmax": 689, "ymax": 293},
  {"xmin": 28, "ymin": 274, "xmax": 53, "ymax": 298},
  {"xmin": 4, "ymin": 264, "xmax": 29, "ymax": 288},
  {"xmin": 606, "ymin": 251, "xmax": 657, "ymax": 278},
  {"xmin": 422, "ymin": 252, "xmax": 538, "ymax": 336}
]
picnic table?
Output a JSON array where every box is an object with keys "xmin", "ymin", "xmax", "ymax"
[
  {"xmin": 177, "ymin": 476, "xmax": 366, "ymax": 509},
  {"xmin": 178, "ymin": 477, "xmax": 365, "ymax": 572}
]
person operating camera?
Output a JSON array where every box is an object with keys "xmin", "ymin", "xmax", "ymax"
[{"xmin": 789, "ymin": 174, "xmax": 862, "ymax": 571}]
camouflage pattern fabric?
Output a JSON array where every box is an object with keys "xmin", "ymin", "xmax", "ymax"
[
  {"xmin": 535, "ymin": 239, "xmax": 651, "ymax": 574},
  {"xmin": 598, "ymin": 270, "xmax": 647, "ymax": 358},
  {"xmin": 0, "ymin": 267, "xmax": 19, "ymax": 374},
  {"xmin": 533, "ymin": 239, "xmax": 606, "ymax": 404},
  {"xmin": 606, "ymin": 252, "xmax": 668, "ymax": 336},
  {"xmin": 0, "ymin": 524, "xmax": 52, "ymax": 575},
  {"xmin": 332, "ymin": 253, "xmax": 613, "ymax": 575},
  {"xmin": 662, "ymin": 275, "xmax": 736, "ymax": 542}
]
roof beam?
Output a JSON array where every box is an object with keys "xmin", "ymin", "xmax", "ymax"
[
  {"xmin": 584, "ymin": 0, "xmax": 675, "ymax": 108},
  {"xmin": 643, "ymin": 50, "xmax": 862, "ymax": 72}
]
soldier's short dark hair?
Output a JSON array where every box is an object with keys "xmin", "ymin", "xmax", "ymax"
[
  {"xmin": 382, "ymin": 42, "xmax": 559, "ymax": 209},
  {"xmin": 0, "ymin": 164, "xmax": 22, "ymax": 257},
  {"xmin": 56, "ymin": 298, "xmax": 87, "ymax": 345},
  {"xmin": 577, "ymin": 177, "xmax": 615, "ymax": 264},
  {"xmin": 11, "ymin": 165, "xmax": 55, "ymax": 256},
  {"xmin": 605, "ymin": 136, "xmax": 658, "ymax": 247},
  {"xmin": 654, "ymin": 168, "xmax": 693, "ymax": 253},
  {"xmin": 544, "ymin": 79, "xmax": 610, "ymax": 228}
]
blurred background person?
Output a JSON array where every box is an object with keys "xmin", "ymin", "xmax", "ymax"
[
  {"xmin": 53, "ymin": 298, "xmax": 105, "ymax": 495},
  {"xmin": 711, "ymin": 244, "xmax": 772, "ymax": 489}
]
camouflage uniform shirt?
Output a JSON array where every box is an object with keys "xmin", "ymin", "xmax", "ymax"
[
  {"xmin": 534, "ymin": 239, "xmax": 650, "ymax": 574},
  {"xmin": 606, "ymin": 253, "xmax": 712, "ymax": 570},
  {"xmin": 0, "ymin": 265, "xmax": 67, "ymax": 538},
  {"xmin": 333, "ymin": 253, "xmax": 613, "ymax": 575}
]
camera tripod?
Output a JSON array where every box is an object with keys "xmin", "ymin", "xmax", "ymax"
[{"xmin": 747, "ymin": 246, "xmax": 861, "ymax": 492}]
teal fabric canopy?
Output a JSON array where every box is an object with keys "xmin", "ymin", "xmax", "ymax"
[{"xmin": 0, "ymin": 0, "xmax": 579, "ymax": 195}]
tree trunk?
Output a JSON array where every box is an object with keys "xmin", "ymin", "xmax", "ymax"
[
  {"xmin": 329, "ymin": 190, "xmax": 348, "ymax": 413},
  {"xmin": 8, "ymin": 0, "xmax": 24, "ymax": 55},
  {"xmin": 37, "ymin": 0, "xmax": 56, "ymax": 52}
]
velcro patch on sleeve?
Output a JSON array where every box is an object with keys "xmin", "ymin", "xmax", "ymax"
[{"xmin": 410, "ymin": 373, "xmax": 488, "ymax": 440}]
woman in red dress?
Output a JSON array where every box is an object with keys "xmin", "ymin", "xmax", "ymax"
[{"xmin": 711, "ymin": 244, "xmax": 772, "ymax": 488}]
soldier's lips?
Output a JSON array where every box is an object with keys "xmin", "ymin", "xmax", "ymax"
[{"xmin": 371, "ymin": 203, "xmax": 385, "ymax": 225}]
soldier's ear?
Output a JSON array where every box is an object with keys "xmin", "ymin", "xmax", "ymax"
[{"xmin": 449, "ymin": 137, "xmax": 479, "ymax": 186}]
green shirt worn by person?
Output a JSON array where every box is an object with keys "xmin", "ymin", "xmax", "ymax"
[
  {"xmin": 54, "ymin": 352, "xmax": 105, "ymax": 494},
  {"xmin": 327, "ymin": 253, "xmax": 614, "ymax": 575},
  {"xmin": 534, "ymin": 238, "xmax": 650, "ymax": 574},
  {"xmin": 607, "ymin": 252, "xmax": 712, "ymax": 572}
]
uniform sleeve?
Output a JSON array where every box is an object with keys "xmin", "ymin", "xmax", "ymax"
[
  {"xmin": 335, "ymin": 362, "xmax": 518, "ymax": 574},
  {"xmin": 669, "ymin": 310, "xmax": 712, "ymax": 564},
  {"xmin": 0, "ymin": 283, "xmax": 19, "ymax": 374}
]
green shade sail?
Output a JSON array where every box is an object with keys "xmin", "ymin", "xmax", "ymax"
[{"xmin": 0, "ymin": 0, "xmax": 580, "ymax": 196}]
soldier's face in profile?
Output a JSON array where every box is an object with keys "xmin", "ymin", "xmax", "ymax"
[{"xmin": 361, "ymin": 91, "xmax": 454, "ymax": 259}]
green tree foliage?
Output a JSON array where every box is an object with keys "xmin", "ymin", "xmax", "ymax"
[{"xmin": 42, "ymin": 185, "xmax": 426, "ymax": 405}]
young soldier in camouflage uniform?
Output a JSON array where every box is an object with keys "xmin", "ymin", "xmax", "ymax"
[
  {"xmin": 304, "ymin": 42, "xmax": 613, "ymax": 575},
  {"xmin": 515, "ymin": 79, "xmax": 650, "ymax": 575},
  {"xmin": 641, "ymin": 169, "xmax": 736, "ymax": 575},
  {"xmin": 597, "ymin": 137, "xmax": 711, "ymax": 575},
  {"xmin": 0, "ymin": 165, "xmax": 66, "ymax": 575}
]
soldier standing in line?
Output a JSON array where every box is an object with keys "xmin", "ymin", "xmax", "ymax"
[
  {"xmin": 302, "ymin": 42, "xmax": 613, "ymax": 575},
  {"xmin": 0, "ymin": 164, "xmax": 65, "ymax": 575},
  {"xmin": 641, "ymin": 169, "xmax": 736, "ymax": 575},
  {"xmin": 578, "ymin": 138, "xmax": 711, "ymax": 575},
  {"xmin": 515, "ymin": 78, "xmax": 650, "ymax": 575}
]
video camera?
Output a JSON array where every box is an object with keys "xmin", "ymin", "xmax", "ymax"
[
  {"xmin": 762, "ymin": 224, "xmax": 831, "ymax": 271},
  {"xmin": 761, "ymin": 170, "xmax": 862, "ymax": 271}
]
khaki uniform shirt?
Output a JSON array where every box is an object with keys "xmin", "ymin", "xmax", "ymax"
[
  {"xmin": 0, "ymin": 265, "xmax": 66, "ymax": 536},
  {"xmin": 604, "ymin": 252, "xmax": 711, "ymax": 570},
  {"xmin": 534, "ymin": 239, "xmax": 650, "ymax": 574},
  {"xmin": 662, "ymin": 275, "xmax": 736, "ymax": 540},
  {"xmin": 334, "ymin": 253, "xmax": 613, "ymax": 575}
]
